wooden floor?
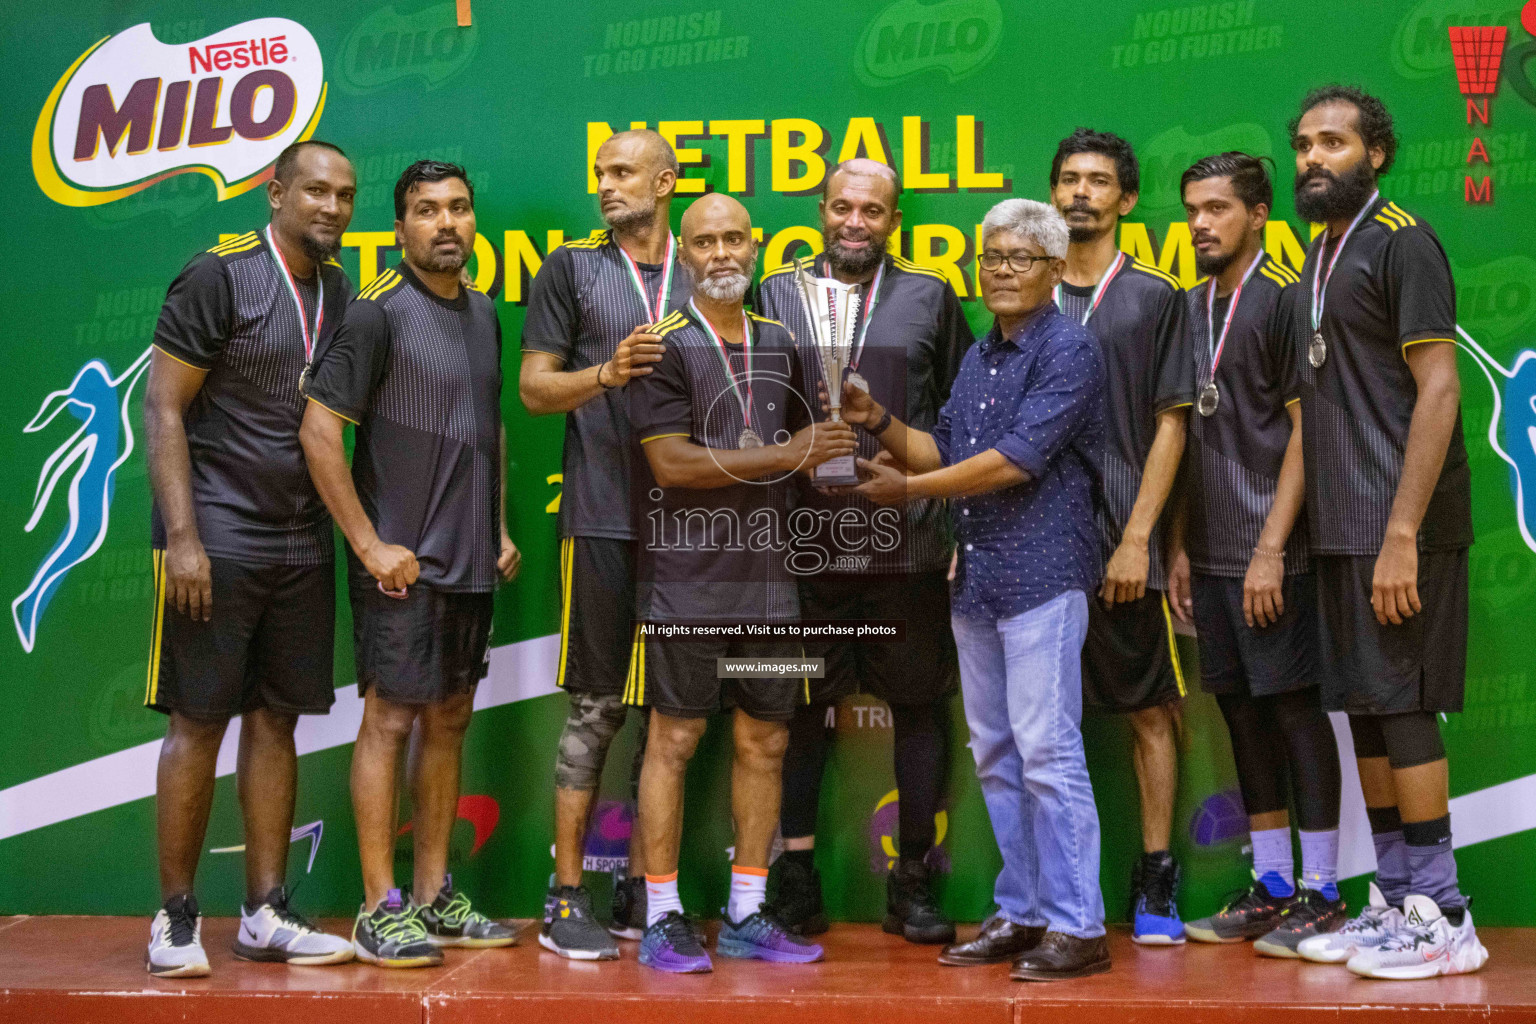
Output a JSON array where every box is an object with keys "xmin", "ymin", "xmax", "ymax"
[{"xmin": 2, "ymin": 915, "xmax": 1534, "ymax": 1024}]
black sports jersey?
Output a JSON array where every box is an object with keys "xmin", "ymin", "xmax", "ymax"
[
  {"xmin": 756, "ymin": 252, "xmax": 974, "ymax": 575},
  {"xmin": 304, "ymin": 263, "xmax": 503, "ymax": 592},
  {"xmin": 1290, "ymin": 196, "xmax": 1473, "ymax": 554},
  {"xmin": 151, "ymin": 229, "xmax": 353, "ymax": 565},
  {"xmin": 1186, "ymin": 253, "xmax": 1309, "ymax": 577},
  {"xmin": 630, "ymin": 306, "xmax": 806, "ymax": 624},
  {"xmin": 1059, "ymin": 258, "xmax": 1193, "ymax": 590},
  {"xmin": 522, "ymin": 230, "xmax": 693, "ymax": 542}
]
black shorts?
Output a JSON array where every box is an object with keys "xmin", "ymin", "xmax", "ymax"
[
  {"xmin": 1314, "ymin": 551, "xmax": 1468, "ymax": 715},
  {"xmin": 145, "ymin": 552, "xmax": 335, "ymax": 718},
  {"xmin": 557, "ymin": 536, "xmax": 635, "ymax": 698},
  {"xmin": 1082, "ymin": 589, "xmax": 1187, "ymax": 712},
  {"xmin": 623, "ymin": 635, "xmax": 808, "ymax": 722},
  {"xmin": 798, "ymin": 570, "xmax": 958, "ymax": 706},
  {"xmin": 350, "ymin": 579, "xmax": 493, "ymax": 705},
  {"xmin": 1191, "ymin": 572, "xmax": 1318, "ymax": 697}
]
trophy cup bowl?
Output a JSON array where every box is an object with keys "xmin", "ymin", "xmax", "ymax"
[{"xmin": 794, "ymin": 263, "xmax": 863, "ymax": 487}]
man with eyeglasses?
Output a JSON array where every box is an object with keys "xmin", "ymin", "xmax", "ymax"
[{"xmin": 845, "ymin": 199, "xmax": 1109, "ymax": 981}]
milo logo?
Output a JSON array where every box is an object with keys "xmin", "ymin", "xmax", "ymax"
[
  {"xmin": 1455, "ymin": 255, "xmax": 1536, "ymax": 341},
  {"xmin": 854, "ymin": 0, "xmax": 1002, "ymax": 87},
  {"xmin": 1390, "ymin": 0, "xmax": 1525, "ymax": 79},
  {"xmin": 338, "ymin": 2, "xmax": 479, "ymax": 95},
  {"xmin": 1137, "ymin": 122, "xmax": 1272, "ymax": 214}
]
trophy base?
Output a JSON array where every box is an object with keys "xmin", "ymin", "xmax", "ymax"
[{"xmin": 813, "ymin": 454, "xmax": 861, "ymax": 487}]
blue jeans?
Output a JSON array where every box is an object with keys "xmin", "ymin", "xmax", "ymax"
[{"xmin": 952, "ymin": 589, "xmax": 1105, "ymax": 938}]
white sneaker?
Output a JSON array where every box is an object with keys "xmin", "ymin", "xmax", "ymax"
[
  {"xmin": 234, "ymin": 886, "xmax": 355, "ymax": 965},
  {"xmin": 1347, "ymin": 894, "xmax": 1489, "ymax": 979},
  {"xmin": 1298, "ymin": 881, "xmax": 1404, "ymax": 964},
  {"xmin": 147, "ymin": 895, "xmax": 210, "ymax": 977}
]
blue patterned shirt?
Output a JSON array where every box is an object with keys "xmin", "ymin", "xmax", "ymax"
[{"xmin": 934, "ymin": 302, "xmax": 1105, "ymax": 619}]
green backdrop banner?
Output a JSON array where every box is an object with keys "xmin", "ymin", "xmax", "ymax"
[{"xmin": 3, "ymin": 0, "xmax": 1534, "ymax": 927}]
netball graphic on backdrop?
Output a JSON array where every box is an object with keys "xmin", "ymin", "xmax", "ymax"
[
  {"xmin": 1457, "ymin": 326, "xmax": 1536, "ymax": 553},
  {"xmin": 12, "ymin": 347, "xmax": 151, "ymax": 653}
]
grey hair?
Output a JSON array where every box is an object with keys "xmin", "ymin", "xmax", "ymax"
[{"xmin": 981, "ymin": 199, "xmax": 1069, "ymax": 260}]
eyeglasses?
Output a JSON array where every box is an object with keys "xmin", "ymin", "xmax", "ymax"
[{"xmin": 979, "ymin": 252, "xmax": 1056, "ymax": 273}]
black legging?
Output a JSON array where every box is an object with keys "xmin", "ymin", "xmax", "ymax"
[
  {"xmin": 1216, "ymin": 687, "xmax": 1341, "ymax": 831},
  {"xmin": 781, "ymin": 699, "xmax": 950, "ymax": 860},
  {"xmin": 1347, "ymin": 710, "xmax": 1445, "ymax": 769}
]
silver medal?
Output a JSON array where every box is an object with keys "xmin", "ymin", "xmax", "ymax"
[
  {"xmin": 1309, "ymin": 331, "xmax": 1327, "ymax": 368},
  {"xmin": 738, "ymin": 427, "xmax": 763, "ymax": 450},
  {"xmin": 1198, "ymin": 382, "xmax": 1219, "ymax": 417}
]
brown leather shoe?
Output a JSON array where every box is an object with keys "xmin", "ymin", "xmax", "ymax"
[
  {"xmin": 1010, "ymin": 931, "xmax": 1111, "ymax": 981},
  {"xmin": 937, "ymin": 915, "xmax": 1046, "ymax": 966}
]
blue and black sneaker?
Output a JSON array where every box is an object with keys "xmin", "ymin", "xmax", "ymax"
[{"xmin": 1131, "ymin": 851, "xmax": 1185, "ymax": 945}]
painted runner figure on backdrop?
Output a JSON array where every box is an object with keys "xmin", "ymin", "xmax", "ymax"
[
  {"xmin": 301, "ymin": 160, "xmax": 520, "ymax": 968},
  {"xmin": 141, "ymin": 141, "xmax": 359, "ymax": 977},
  {"xmin": 847, "ymin": 199, "xmax": 1110, "ymax": 982},
  {"xmin": 1281, "ymin": 86, "xmax": 1488, "ymax": 980},
  {"xmin": 520, "ymin": 130, "xmax": 692, "ymax": 960},
  {"xmin": 756, "ymin": 158, "xmax": 974, "ymax": 945},
  {"xmin": 1165, "ymin": 152, "xmax": 1346, "ymax": 956},
  {"xmin": 1049, "ymin": 128, "xmax": 1195, "ymax": 945}
]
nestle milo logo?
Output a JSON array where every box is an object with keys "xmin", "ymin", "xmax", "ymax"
[
  {"xmin": 854, "ymin": 0, "xmax": 1002, "ymax": 87},
  {"xmin": 1391, "ymin": 0, "xmax": 1524, "ymax": 78},
  {"xmin": 338, "ymin": 2, "xmax": 478, "ymax": 95},
  {"xmin": 1455, "ymin": 255, "xmax": 1536, "ymax": 340},
  {"xmin": 1138, "ymin": 122, "xmax": 1272, "ymax": 213}
]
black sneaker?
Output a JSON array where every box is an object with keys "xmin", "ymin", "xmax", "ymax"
[
  {"xmin": 420, "ymin": 877, "xmax": 518, "ymax": 948},
  {"xmin": 352, "ymin": 889, "xmax": 443, "ymax": 968},
  {"xmin": 1254, "ymin": 888, "xmax": 1349, "ymax": 958},
  {"xmin": 883, "ymin": 857, "xmax": 955, "ymax": 944},
  {"xmin": 609, "ymin": 875, "xmax": 646, "ymax": 941},
  {"xmin": 768, "ymin": 855, "xmax": 827, "ymax": 936},
  {"xmin": 1131, "ymin": 851, "xmax": 1185, "ymax": 945},
  {"xmin": 1185, "ymin": 877, "xmax": 1301, "ymax": 944},
  {"xmin": 540, "ymin": 883, "xmax": 619, "ymax": 961}
]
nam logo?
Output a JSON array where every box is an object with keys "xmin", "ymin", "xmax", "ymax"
[
  {"xmin": 33, "ymin": 19, "xmax": 326, "ymax": 208},
  {"xmin": 338, "ymin": 2, "xmax": 480, "ymax": 96},
  {"xmin": 12, "ymin": 348, "xmax": 151, "ymax": 653},
  {"xmin": 854, "ymin": 0, "xmax": 1003, "ymax": 87}
]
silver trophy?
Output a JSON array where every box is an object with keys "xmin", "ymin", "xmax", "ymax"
[{"xmin": 794, "ymin": 263, "xmax": 863, "ymax": 486}]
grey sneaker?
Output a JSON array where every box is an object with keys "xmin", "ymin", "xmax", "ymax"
[
  {"xmin": 1297, "ymin": 882, "xmax": 1404, "ymax": 963},
  {"xmin": 1253, "ymin": 888, "xmax": 1348, "ymax": 958},
  {"xmin": 540, "ymin": 884, "xmax": 619, "ymax": 961},
  {"xmin": 352, "ymin": 889, "xmax": 443, "ymax": 968},
  {"xmin": 609, "ymin": 875, "xmax": 647, "ymax": 941},
  {"xmin": 235, "ymin": 885, "xmax": 354, "ymax": 964},
  {"xmin": 420, "ymin": 877, "xmax": 517, "ymax": 948}
]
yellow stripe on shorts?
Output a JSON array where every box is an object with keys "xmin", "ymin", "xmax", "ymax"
[
  {"xmin": 1161, "ymin": 594, "xmax": 1187, "ymax": 698},
  {"xmin": 144, "ymin": 550, "xmax": 167, "ymax": 707},
  {"xmin": 556, "ymin": 537, "xmax": 574, "ymax": 688}
]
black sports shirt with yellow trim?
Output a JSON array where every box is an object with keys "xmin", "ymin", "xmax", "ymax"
[
  {"xmin": 1059, "ymin": 257, "xmax": 1193, "ymax": 590},
  {"xmin": 522, "ymin": 230, "xmax": 693, "ymax": 542},
  {"xmin": 629, "ymin": 306, "xmax": 807, "ymax": 624},
  {"xmin": 1185, "ymin": 252, "xmax": 1308, "ymax": 577},
  {"xmin": 1289, "ymin": 196, "xmax": 1473, "ymax": 555},
  {"xmin": 304, "ymin": 263, "xmax": 503, "ymax": 592},
  {"xmin": 150, "ymin": 229, "xmax": 353, "ymax": 565},
  {"xmin": 756, "ymin": 252, "xmax": 974, "ymax": 576}
]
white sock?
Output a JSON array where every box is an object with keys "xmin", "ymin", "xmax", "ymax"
[
  {"xmin": 645, "ymin": 873, "xmax": 682, "ymax": 927},
  {"xmin": 1252, "ymin": 827, "xmax": 1296, "ymax": 897},
  {"xmin": 728, "ymin": 867, "xmax": 768, "ymax": 922}
]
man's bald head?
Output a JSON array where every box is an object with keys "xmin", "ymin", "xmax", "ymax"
[
  {"xmin": 680, "ymin": 194, "xmax": 756, "ymax": 303},
  {"xmin": 599, "ymin": 129, "xmax": 681, "ymax": 178},
  {"xmin": 823, "ymin": 158, "xmax": 901, "ymax": 206},
  {"xmin": 594, "ymin": 130, "xmax": 680, "ymax": 233}
]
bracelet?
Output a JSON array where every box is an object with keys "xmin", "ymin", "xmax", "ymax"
[
  {"xmin": 1253, "ymin": 545, "xmax": 1285, "ymax": 560},
  {"xmin": 869, "ymin": 408, "xmax": 893, "ymax": 436},
  {"xmin": 597, "ymin": 362, "xmax": 619, "ymax": 390}
]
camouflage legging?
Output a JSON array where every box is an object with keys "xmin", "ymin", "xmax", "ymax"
[{"xmin": 554, "ymin": 691, "xmax": 649, "ymax": 793}]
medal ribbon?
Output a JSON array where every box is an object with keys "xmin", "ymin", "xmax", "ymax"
[
  {"xmin": 690, "ymin": 300, "xmax": 755, "ymax": 433},
  {"xmin": 1054, "ymin": 250, "xmax": 1127, "ymax": 326},
  {"xmin": 820, "ymin": 255, "xmax": 884, "ymax": 371},
  {"xmin": 618, "ymin": 233, "xmax": 676, "ymax": 325},
  {"xmin": 1310, "ymin": 189, "xmax": 1378, "ymax": 333},
  {"xmin": 264, "ymin": 224, "xmax": 323, "ymax": 362},
  {"xmin": 1205, "ymin": 251, "xmax": 1265, "ymax": 384}
]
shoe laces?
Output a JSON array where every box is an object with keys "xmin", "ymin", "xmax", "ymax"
[
  {"xmin": 656, "ymin": 911, "xmax": 706, "ymax": 954},
  {"xmin": 373, "ymin": 902, "xmax": 429, "ymax": 944},
  {"xmin": 164, "ymin": 896, "xmax": 198, "ymax": 947},
  {"xmin": 266, "ymin": 885, "xmax": 320, "ymax": 935},
  {"xmin": 1274, "ymin": 889, "xmax": 1335, "ymax": 928},
  {"xmin": 551, "ymin": 885, "xmax": 594, "ymax": 916},
  {"xmin": 1216, "ymin": 879, "xmax": 1271, "ymax": 916},
  {"xmin": 436, "ymin": 888, "xmax": 485, "ymax": 928},
  {"xmin": 1139, "ymin": 859, "xmax": 1178, "ymax": 917},
  {"xmin": 1379, "ymin": 920, "xmax": 1437, "ymax": 952},
  {"xmin": 1339, "ymin": 903, "xmax": 1389, "ymax": 935}
]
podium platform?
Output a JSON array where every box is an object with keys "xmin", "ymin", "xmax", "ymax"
[{"xmin": 2, "ymin": 915, "xmax": 1533, "ymax": 1024}]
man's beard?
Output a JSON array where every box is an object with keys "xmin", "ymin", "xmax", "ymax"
[
  {"xmin": 1294, "ymin": 157, "xmax": 1376, "ymax": 224},
  {"xmin": 1061, "ymin": 201, "xmax": 1108, "ymax": 244},
  {"xmin": 696, "ymin": 270, "xmax": 750, "ymax": 302},
  {"xmin": 823, "ymin": 226, "xmax": 886, "ymax": 278},
  {"xmin": 1194, "ymin": 246, "xmax": 1238, "ymax": 278},
  {"xmin": 419, "ymin": 235, "xmax": 470, "ymax": 273},
  {"xmin": 603, "ymin": 195, "xmax": 657, "ymax": 232},
  {"xmin": 299, "ymin": 231, "xmax": 341, "ymax": 262}
]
